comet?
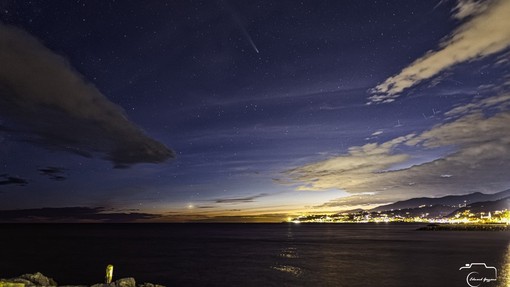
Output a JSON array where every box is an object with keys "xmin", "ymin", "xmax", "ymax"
[
  {"xmin": 242, "ymin": 28, "xmax": 260, "ymax": 54},
  {"xmin": 222, "ymin": 0, "xmax": 260, "ymax": 54}
]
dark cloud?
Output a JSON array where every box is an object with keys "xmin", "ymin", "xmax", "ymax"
[
  {"xmin": 38, "ymin": 166, "xmax": 67, "ymax": 181},
  {"xmin": 214, "ymin": 193, "xmax": 269, "ymax": 204},
  {"xmin": 0, "ymin": 24, "xmax": 174, "ymax": 167},
  {"xmin": 0, "ymin": 207, "xmax": 161, "ymax": 222},
  {"xmin": 0, "ymin": 174, "xmax": 28, "ymax": 186}
]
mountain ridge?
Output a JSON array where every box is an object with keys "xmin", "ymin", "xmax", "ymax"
[{"xmin": 370, "ymin": 189, "xmax": 510, "ymax": 212}]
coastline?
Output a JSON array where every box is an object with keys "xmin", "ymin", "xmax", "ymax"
[{"xmin": 417, "ymin": 223, "xmax": 510, "ymax": 231}]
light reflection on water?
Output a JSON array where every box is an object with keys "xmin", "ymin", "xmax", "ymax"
[
  {"xmin": 498, "ymin": 243, "xmax": 510, "ymax": 287},
  {"xmin": 271, "ymin": 265, "xmax": 303, "ymax": 277},
  {"xmin": 271, "ymin": 224, "xmax": 302, "ymax": 277},
  {"xmin": 279, "ymin": 247, "xmax": 299, "ymax": 259}
]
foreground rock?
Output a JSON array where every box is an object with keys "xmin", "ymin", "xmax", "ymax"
[{"xmin": 0, "ymin": 273, "xmax": 164, "ymax": 287}]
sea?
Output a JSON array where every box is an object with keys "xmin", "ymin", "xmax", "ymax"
[{"xmin": 0, "ymin": 223, "xmax": 509, "ymax": 287}]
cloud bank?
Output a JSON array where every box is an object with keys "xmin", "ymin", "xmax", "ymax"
[
  {"xmin": 0, "ymin": 24, "xmax": 174, "ymax": 167},
  {"xmin": 285, "ymin": 94, "xmax": 510, "ymax": 209},
  {"xmin": 369, "ymin": 0, "xmax": 510, "ymax": 103},
  {"xmin": 286, "ymin": 135, "xmax": 414, "ymax": 192},
  {"xmin": 0, "ymin": 207, "xmax": 160, "ymax": 223}
]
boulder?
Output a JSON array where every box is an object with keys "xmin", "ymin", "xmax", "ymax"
[
  {"xmin": 19, "ymin": 273, "xmax": 57, "ymax": 286},
  {"xmin": 115, "ymin": 278, "xmax": 135, "ymax": 287},
  {"xmin": 1, "ymin": 273, "xmax": 164, "ymax": 287}
]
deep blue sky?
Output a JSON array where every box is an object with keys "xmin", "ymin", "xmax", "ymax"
[{"xmin": 0, "ymin": 0, "xmax": 509, "ymax": 222}]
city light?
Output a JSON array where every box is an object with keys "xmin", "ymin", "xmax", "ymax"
[{"xmin": 288, "ymin": 208, "xmax": 510, "ymax": 225}]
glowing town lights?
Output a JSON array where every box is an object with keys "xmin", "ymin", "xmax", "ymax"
[
  {"xmin": 287, "ymin": 208, "xmax": 510, "ymax": 224},
  {"xmin": 503, "ymin": 211, "xmax": 510, "ymax": 225}
]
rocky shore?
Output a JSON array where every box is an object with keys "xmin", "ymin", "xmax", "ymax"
[{"xmin": 0, "ymin": 273, "xmax": 165, "ymax": 287}]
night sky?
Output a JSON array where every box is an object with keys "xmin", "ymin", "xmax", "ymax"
[{"xmin": 0, "ymin": 0, "xmax": 509, "ymax": 222}]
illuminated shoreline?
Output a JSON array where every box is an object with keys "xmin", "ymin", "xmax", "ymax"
[{"xmin": 287, "ymin": 208, "xmax": 510, "ymax": 225}]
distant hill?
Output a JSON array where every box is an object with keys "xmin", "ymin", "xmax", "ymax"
[
  {"xmin": 371, "ymin": 189, "xmax": 510, "ymax": 212},
  {"xmin": 448, "ymin": 196, "xmax": 510, "ymax": 215}
]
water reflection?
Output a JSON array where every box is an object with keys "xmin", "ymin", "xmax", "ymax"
[
  {"xmin": 271, "ymin": 264, "xmax": 303, "ymax": 276},
  {"xmin": 279, "ymin": 247, "xmax": 299, "ymax": 259},
  {"xmin": 270, "ymin": 224, "xmax": 303, "ymax": 277},
  {"xmin": 499, "ymin": 242, "xmax": 510, "ymax": 287}
]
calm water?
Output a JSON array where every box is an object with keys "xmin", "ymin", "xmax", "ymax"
[{"xmin": 0, "ymin": 223, "xmax": 509, "ymax": 287}]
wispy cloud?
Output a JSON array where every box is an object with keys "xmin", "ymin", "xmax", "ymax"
[
  {"xmin": 369, "ymin": 0, "xmax": 510, "ymax": 103},
  {"xmin": 214, "ymin": 193, "xmax": 269, "ymax": 204},
  {"xmin": 0, "ymin": 24, "xmax": 174, "ymax": 167},
  {"xmin": 452, "ymin": 0, "xmax": 491, "ymax": 19},
  {"xmin": 0, "ymin": 174, "xmax": 28, "ymax": 186},
  {"xmin": 371, "ymin": 130, "xmax": 384, "ymax": 136},
  {"xmin": 283, "ymin": 94, "xmax": 510, "ymax": 208},
  {"xmin": 0, "ymin": 207, "xmax": 161, "ymax": 222},
  {"xmin": 38, "ymin": 166, "xmax": 67, "ymax": 181},
  {"xmin": 444, "ymin": 93, "xmax": 510, "ymax": 118}
]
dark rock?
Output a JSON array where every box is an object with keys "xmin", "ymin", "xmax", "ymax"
[
  {"xmin": 19, "ymin": 272, "xmax": 57, "ymax": 286},
  {"xmin": 2, "ymin": 273, "xmax": 164, "ymax": 287},
  {"xmin": 115, "ymin": 278, "xmax": 135, "ymax": 287}
]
